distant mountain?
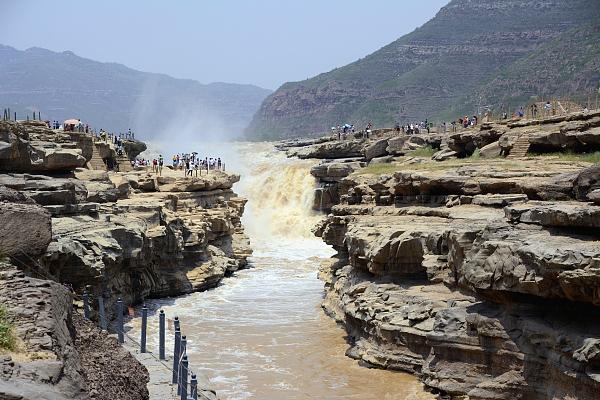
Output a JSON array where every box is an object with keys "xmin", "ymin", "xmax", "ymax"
[
  {"xmin": 245, "ymin": 0, "xmax": 600, "ymax": 140},
  {"xmin": 0, "ymin": 45, "xmax": 271, "ymax": 139}
]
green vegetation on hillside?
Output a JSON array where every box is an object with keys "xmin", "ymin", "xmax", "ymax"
[
  {"xmin": 473, "ymin": 17, "xmax": 600, "ymax": 113},
  {"xmin": 246, "ymin": 0, "xmax": 600, "ymax": 139},
  {"xmin": 531, "ymin": 151, "xmax": 600, "ymax": 164},
  {"xmin": 0, "ymin": 305, "xmax": 15, "ymax": 351}
]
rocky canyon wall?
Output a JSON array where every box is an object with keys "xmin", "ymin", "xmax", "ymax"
[
  {"xmin": 0, "ymin": 120, "xmax": 251, "ymax": 399},
  {"xmin": 284, "ymin": 113, "xmax": 600, "ymax": 399}
]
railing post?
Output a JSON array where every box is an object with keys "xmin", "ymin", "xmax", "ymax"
[
  {"xmin": 178, "ymin": 336, "xmax": 187, "ymax": 395},
  {"xmin": 98, "ymin": 295, "xmax": 107, "ymax": 331},
  {"xmin": 190, "ymin": 374, "xmax": 198, "ymax": 400},
  {"xmin": 82, "ymin": 289, "xmax": 90, "ymax": 320},
  {"xmin": 116, "ymin": 298, "xmax": 124, "ymax": 344},
  {"xmin": 159, "ymin": 310, "xmax": 165, "ymax": 360},
  {"xmin": 140, "ymin": 304, "xmax": 148, "ymax": 353},
  {"xmin": 180, "ymin": 355, "xmax": 188, "ymax": 400},
  {"xmin": 172, "ymin": 320, "xmax": 181, "ymax": 384}
]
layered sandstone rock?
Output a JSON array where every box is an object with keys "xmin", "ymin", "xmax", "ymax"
[
  {"xmin": 302, "ymin": 135, "xmax": 600, "ymax": 399},
  {"xmin": 286, "ymin": 139, "xmax": 366, "ymax": 159},
  {"xmin": 0, "ymin": 185, "xmax": 52, "ymax": 257},
  {"xmin": 0, "ymin": 120, "xmax": 88, "ymax": 172},
  {"xmin": 0, "ymin": 263, "xmax": 149, "ymax": 400},
  {"xmin": 441, "ymin": 110, "xmax": 600, "ymax": 158},
  {"xmin": 0, "ymin": 121, "xmax": 248, "ymax": 399}
]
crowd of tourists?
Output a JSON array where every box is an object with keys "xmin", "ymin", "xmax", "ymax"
[
  {"xmin": 394, "ymin": 120, "xmax": 432, "ymax": 135},
  {"xmin": 171, "ymin": 153, "xmax": 225, "ymax": 176},
  {"xmin": 130, "ymin": 153, "xmax": 225, "ymax": 177},
  {"xmin": 331, "ymin": 121, "xmax": 375, "ymax": 140},
  {"xmin": 331, "ymin": 123, "xmax": 355, "ymax": 140},
  {"xmin": 97, "ymin": 128, "xmax": 135, "ymax": 142},
  {"xmin": 48, "ymin": 118, "xmax": 137, "ymax": 143}
]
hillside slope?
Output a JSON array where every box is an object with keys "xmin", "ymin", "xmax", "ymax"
[
  {"xmin": 245, "ymin": 0, "xmax": 600, "ymax": 139},
  {"xmin": 0, "ymin": 45, "xmax": 271, "ymax": 139},
  {"xmin": 472, "ymin": 17, "xmax": 600, "ymax": 112}
]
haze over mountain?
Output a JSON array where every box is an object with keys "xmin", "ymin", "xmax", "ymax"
[
  {"xmin": 245, "ymin": 0, "xmax": 600, "ymax": 140},
  {"xmin": 0, "ymin": 45, "xmax": 271, "ymax": 140}
]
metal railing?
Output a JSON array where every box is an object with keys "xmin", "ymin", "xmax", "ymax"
[{"xmin": 11, "ymin": 251, "xmax": 211, "ymax": 400}]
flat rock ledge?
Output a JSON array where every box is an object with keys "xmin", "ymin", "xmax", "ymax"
[
  {"xmin": 0, "ymin": 121, "xmax": 251, "ymax": 399},
  {"xmin": 304, "ymin": 138, "xmax": 600, "ymax": 399}
]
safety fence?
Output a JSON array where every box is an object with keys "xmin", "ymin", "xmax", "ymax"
[
  {"xmin": 12, "ymin": 251, "xmax": 210, "ymax": 400},
  {"xmin": 2, "ymin": 108, "xmax": 42, "ymax": 122},
  {"xmin": 85, "ymin": 294, "xmax": 208, "ymax": 400}
]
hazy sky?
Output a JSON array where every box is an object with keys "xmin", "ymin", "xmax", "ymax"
[{"xmin": 1, "ymin": 0, "xmax": 448, "ymax": 90}]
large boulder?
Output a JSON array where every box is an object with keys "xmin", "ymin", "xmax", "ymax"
[
  {"xmin": 155, "ymin": 172, "xmax": 240, "ymax": 192},
  {"xmin": 0, "ymin": 186, "xmax": 52, "ymax": 257},
  {"xmin": 447, "ymin": 132, "xmax": 477, "ymax": 156},
  {"xmin": 0, "ymin": 174, "xmax": 87, "ymax": 205},
  {"xmin": 364, "ymin": 139, "xmax": 389, "ymax": 161},
  {"xmin": 588, "ymin": 189, "xmax": 600, "ymax": 205},
  {"xmin": 505, "ymin": 201, "xmax": 600, "ymax": 228},
  {"xmin": 432, "ymin": 149, "xmax": 458, "ymax": 161},
  {"xmin": 0, "ymin": 121, "xmax": 87, "ymax": 172},
  {"xmin": 287, "ymin": 140, "xmax": 365, "ymax": 159},
  {"xmin": 479, "ymin": 141, "xmax": 502, "ymax": 158},
  {"xmin": 122, "ymin": 140, "xmax": 147, "ymax": 159},
  {"xmin": 310, "ymin": 162, "xmax": 358, "ymax": 181},
  {"xmin": 387, "ymin": 137, "xmax": 407, "ymax": 155},
  {"xmin": 573, "ymin": 163, "xmax": 600, "ymax": 202},
  {"xmin": 459, "ymin": 220, "xmax": 600, "ymax": 305},
  {"xmin": 447, "ymin": 128, "xmax": 504, "ymax": 157}
]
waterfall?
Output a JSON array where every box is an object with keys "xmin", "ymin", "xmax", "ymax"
[
  {"xmin": 125, "ymin": 142, "xmax": 431, "ymax": 399},
  {"xmin": 232, "ymin": 143, "xmax": 325, "ymax": 251}
]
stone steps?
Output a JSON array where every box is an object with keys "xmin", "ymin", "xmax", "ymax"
[
  {"xmin": 507, "ymin": 134, "xmax": 531, "ymax": 158},
  {"xmin": 88, "ymin": 144, "xmax": 107, "ymax": 170}
]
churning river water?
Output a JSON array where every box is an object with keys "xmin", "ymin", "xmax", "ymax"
[{"xmin": 129, "ymin": 143, "xmax": 433, "ymax": 399}]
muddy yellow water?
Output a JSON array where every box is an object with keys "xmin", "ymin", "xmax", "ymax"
[
  {"xmin": 137, "ymin": 250, "xmax": 433, "ymax": 400},
  {"xmin": 129, "ymin": 143, "xmax": 434, "ymax": 399}
]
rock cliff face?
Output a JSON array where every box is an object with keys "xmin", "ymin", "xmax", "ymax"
[
  {"xmin": 0, "ymin": 263, "xmax": 150, "ymax": 400},
  {"xmin": 0, "ymin": 121, "xmax": 251, "ymax": 310},
  {"xmin": 0, "ymin": 120, "xmax": 88, "ymax": 172},
  {"xmin": 0, "ymin": 120, "xmax": 251, "ymax": 398},
  {"xmin": 285, "ymin": 124, "xmax": 600, "ymax": 398},
  {"xmin": 245, "ymin": 0, "xmax": 600, "ymax": 139}
]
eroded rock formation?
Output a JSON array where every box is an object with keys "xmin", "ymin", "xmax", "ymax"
[
  {"xmin": 0, "ymin": 263, "xmax": 150, "ymax": 400},
  {"xmin": 286, "ymin": 127, "xmax": 600, "ymax": 399},
  {"xmin": 0, "ymin": 120, "xmax": 249, "ymax": 399}
]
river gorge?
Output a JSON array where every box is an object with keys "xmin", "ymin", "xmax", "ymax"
[
  {"xmin": 127, "ymin": 143, "xmax": 433, "ymax": 399},
  {"xmin": 3, "ymin": 113, "xmax": 600, "ymax": 400}
]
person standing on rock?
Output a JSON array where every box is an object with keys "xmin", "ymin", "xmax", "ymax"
[
  {"xmin": 158, "ymin": 155, "xmax": 164, "ymax": 176},
  {"xmin": 194, "ymin": 158, "xmax": 200, "ymax": 177}
]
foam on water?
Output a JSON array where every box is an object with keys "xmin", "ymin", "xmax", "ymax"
[{"xmin": 127, "ymin": 143, "xmax": 433, "ymax": 399}]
